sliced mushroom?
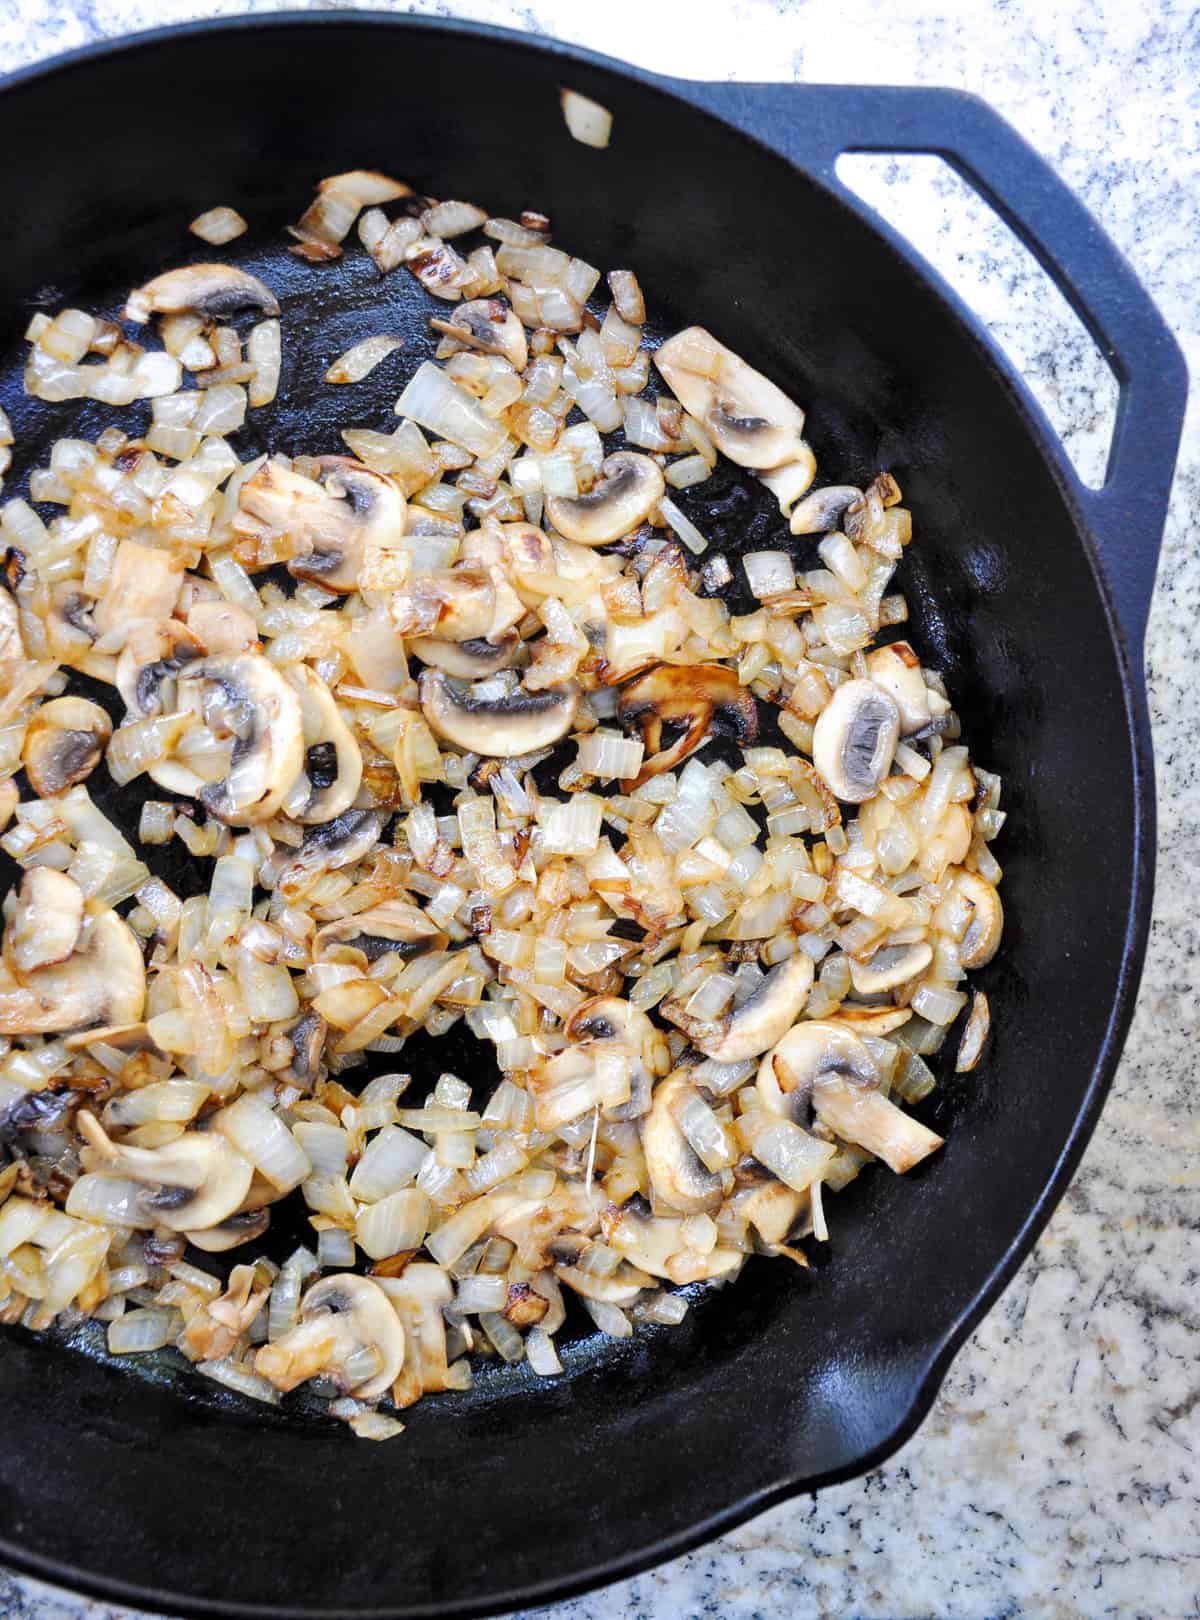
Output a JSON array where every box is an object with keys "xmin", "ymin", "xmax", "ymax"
[
  {"xmin": 274, "ymin": 809, "xmax": 384, "ymax": 899},
  {"xmin": 811, "ymin": 1075, "xmax": 943, "ymax": 1175},
  {"xmin": 389, "ymin": 568, "xmax": 506, "ymax": 642},
  {"xmin": 955, "ymin": 871, "xmax": 1004, "ymax": 969},
  {"xmin": 603, "ymin": 1198, "xmax": 741, "ymax": 1283},
  {"xmin": 179, "ymin": 654, "xmax": 305, "ymax": 825},
  {"xmin": 565, "ymin": 995, "xmax": 668, "ymax": 1120},
  {"xmin": 759, "ymin": 449, "xmax": 817, "ymax": 517},
  {"xmin": 282, "ymin": 666, "xmax": 363, "ymax": 825},
  {"xmin": 655, "ymin": 327, "xmax": 806, "ymax": 470},
  {"xmin": 6, "ymin": 867, "xmax": 84, "ymax": 977},
  {"xmin": 116, "ymin": 618, "xmax": 205, "ymax": 716},
  {"xmin": 734, "ymin": 1179, "xmax": 806, "ymax": 1247},
  {"xmin": 431, "ymin": 299, "xmax": 527, "ymax": 370},
  {"xmin": 864, "ymin": 642, "xmax": 931, "ymax": 735},
  {"xmin": 813, "ymin": 679, "xmax": 900, "ymax": 803},
  {"xmin": 788, "ymin": 484, "xmax": 862, "ymax": 536},
  {"xmin": 0, "ymin": 586, "xmax": 24, "ymax": 660},
  {"xmin": 95, "ymin": 540, "xmax": 184, "ymax": 636},
  {"xmin": 0, "ymin": 904, "xmax": 145, "ymax": 1034},
  {"xmin": 125, "ymin": 263, "xmax": 280, "ymax": 326},
  {"xmin": 236, "ymin": 457, "xmax": 406, "ymax": 594},
  {"xmin": 556, "ymin": 1264, "xmax": 646, "ymax": 1306},
  {"xmin": 408, "ymin": 630, "xmax": 519, "ymax": 679},
  {"xmin": 419, "ymin": 670, "xmax": 578, "ymax": 756},
  {"xmin": 757, "ymin": 1019, "xmax": 877, "ymax": 1124},
  {"xmin": 848, "ymin": 941, "xmax": 934, "ymax": 995},
  {"xmin": 642, "ymin": 1071, "xmax": 723, "ymax": 1214},
  {"xmin": 690, "ymin": 951, "xmax": 814, "ymax": 1064},
  {"xmin": 617, "ymin": 662, "xmax": 757, "ymax": 784},
  {"xmin": 254, "ymin": 1273, "xmax": 404, "ymax": 1400},
  {"xmin": 546, "ymin": 452, "xmax": 665, "ymax": 546},
  {"xmin": 314, "ymin": 900, "xmax": 448, "ymax": 963},
  {"xmin": 45, "ymin": 584, "xmax": 98, "ymax": 664},
  {"xmin": 273, "ymin": 1009, "xmax": 328, "ymax": 1090},
  {"xmin": 22, "ymin": 696, "xmax": 112, "ymax": 797},
  {"xmin": 185, "ymin": 1208, "xmax": 271, "ymax": 1253},
  {"xmin": 75, "ymin": 1111, "xmax": 255, "ymax": 1231}
]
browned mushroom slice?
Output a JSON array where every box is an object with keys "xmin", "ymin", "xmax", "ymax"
[
  {"xmin": 864, "ymin": 641, "xmax": 931, "ymax": 735},
  {"xmin": 431, "ymin": 299, "xmax": 527, "ymax": 370},
  {"xmin": 757, "ymin": 1019, "xmax": 942, "ymax": 1173},
  {"xmin": 419, "ymin": 670, "xmax": 578, "ymax": 756},
  {"xmin": 848, "ymin": 941, "xmax": 933, "ymax": 995},
  {"xmin": 75, "ymin": 1111, "xmax": 255, "ymax": 1231},
  {"xmin": 125, "ymin": 264, "xmax": 280, "ymax": 325},
  {"xmin": 185, "ymin": 1208, "xmax": 272, "ymax": 1253},
  {"xmin": 236, "ymin": 456, "xmax": 406, "ymax": 594},
  {"xmin": 617, "ymin": 662, "xmax": 757, "ymax": 784},
  {"xmin": 788, "ymin": 484, "xmax": 862, "ymax": 536},
  {"xmin": 677, "ymin": 952, "xmax": 814, "ymax": 1064},
  {"xmin": 389, "ymin": 568, "xmax": 503, "ymax": 641},
  {"xmin": 812, "ymin": 679, "xmax": 900, "ymax": 803},
  {"xmin": 642, "ymin": 1071, "xmax": 723, "ymax": 1215},
  {"xmin": 116, "ymin": 619, "xmax": 206, "ymax": 716},
  {"xmin": 6, "ymin": 867, "xmax": 84, "ymax": 976},
  {"xmin": 22, "ymin": 696, "xmax": 112, "ymax": 797},
  {"xmin": 181, "ymin": 653, "xmax": 305, "ymax": 825},
  {"xmin": 407, "ymin": 630, "xmax": 520, "ymax": 679},
  {"xmin": 655, "ymin": 326, "xmax": 806, "ymax": 470},
  {"xmin": 314, "ymin": 900, "xmax": 448, "ymax": 963},
  {"xmin": 282, "ymin": 666, "xmax": 363, "ymax": 826},
  {"xmin": 0, "ymin": 904, "xmax": 145, "ymax": 1034},
  {"xmin": 545, "ymin": 452, "xmax": 665, "ymax": 546},
  {"xmin": 955, "ymin": 871, "xmax": 1004, "ymax": 969},
  {"xmin": 255, "ymin": 1273, "xmax": 404, "ymax": 1399}
]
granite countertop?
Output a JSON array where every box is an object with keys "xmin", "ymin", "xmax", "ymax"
[{"xmin": 2, "ymin": 2, "xmax": 1197, "ymax": 1617}]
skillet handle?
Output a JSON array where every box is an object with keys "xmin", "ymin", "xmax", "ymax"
[{"xmin": 662, "ymin": 81, "xmax": 1187, "ymax": 657}]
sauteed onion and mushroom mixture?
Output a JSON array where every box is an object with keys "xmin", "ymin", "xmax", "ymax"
[{"xmin": 0, "ymin": 168, "xmax": 1004, "ymax": 1438}]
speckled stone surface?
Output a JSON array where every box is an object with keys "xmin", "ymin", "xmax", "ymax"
[{"xmin": 1, "ymin": 2, "xmax": 1196, "ymax": 1617}]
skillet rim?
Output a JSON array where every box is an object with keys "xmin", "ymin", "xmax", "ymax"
[{"xmin": 0, "ymin": 12, "xmax": 1166, "ymax": 1617}]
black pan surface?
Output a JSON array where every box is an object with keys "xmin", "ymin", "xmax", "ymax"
[{"xmin": 0, "ymin": 15, "xmax": 1185, "ymax": 1619}]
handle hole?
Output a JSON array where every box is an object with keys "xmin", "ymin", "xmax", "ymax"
[{"xmin": 835, "ymin": 154, "xmax": 1118, "ymax": 490}]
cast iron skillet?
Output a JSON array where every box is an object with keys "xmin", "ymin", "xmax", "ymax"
[{"xmin": 0, "ymin": 14, "xmax": 1186, "ymax": 1619}]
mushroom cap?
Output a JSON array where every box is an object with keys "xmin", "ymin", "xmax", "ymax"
[
  {"xmin": 788, "ymin": 484, "xmax": 862, "ymax": 536},
  {"xmin": 314, "ymin": 899, "xmax": 447, "ymax": 963},
  {"xmin": 22, "ymin": 696, "xmax": 112, "ymax": 797},
  {"xmin": 756, "ymin": 1018, "xmax": 878, "ymax": 1123},
  {"xmin": 546, "ymin": 452, "xmax": 665, "ymax": 547},
  {"xmin": 642, "ymin": 1071, "xmax": 724, "ymax": 1215},
  {"xmin": 408, "ymin": 630, "xmax": 520, "ymax": 680},
  {"xmin": 617, "ymin": 660, "xmax": 758, "ymax": 783},
  {"xmin": 655, "ymin": 326, "xmax": 806, "ymax": 470},
  {"xmin": 431, "ymin": 299, "xmax": 527, "ymax": 370},
  {"xmin": 692, "ymin": 951, "xmax": 815, "ymax": 1065},
  {"xmin": 125, "ymin": 263, "xmax": 280, "ymax": 325},
  {"xmin": 955, "ymin": 871, "xmax": 1004, "ymax": 969},
  {"xmin": 848, "ymin": 940, "xmax": 934, "ymax": 995},
  {"xmin": 864, "ymin": 642, "xmax": 931, "ymax": 735},
  {"xmin": 78, "ymin": 1121, "xmax": 255, "ymax": 1232},
  {"xmin": 185, "ymin": 1208, "xmax": 271, "ymax": 1253},
  {"xmin": 182, "ymin": 653, "xmax": 305, "ymax": 825},
  {"xmin": 0, "ymin": 905, "xmax": 145, "ymax": 1035},
  {"xmin": 283, "ymin": 665, "xmax": 363, "ymax": 825},
  {"xmin": 419, "ymin": 670, "xmax": 578, "ymax": 757},
  {"xmin": 237, "ymin": 457, "xmax": 406, "ymax": 595},
  {"xmin": 812, "ymin": 678, "xmax": 901, "ymax": 803},
  {"xmin": 299, "ymin": 1273, "xmax": 405, "ymax": 1399},
  {"xmin": 6, "ymin": 866, "xmax": 84, "ymax": 977},
  {"xmin": 116, "ymin": 619, "xmax": 206, "ymax": 716}
]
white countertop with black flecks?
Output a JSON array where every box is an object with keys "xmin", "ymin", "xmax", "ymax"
[{"xmin": 1, "ymin": 2, "xmax": 1196, "ymax": 1617}]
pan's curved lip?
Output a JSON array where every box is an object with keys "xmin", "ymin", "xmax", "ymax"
[{"xmin": 0, "ymin": 11, "xmax": 1157, "ymax": 1620}]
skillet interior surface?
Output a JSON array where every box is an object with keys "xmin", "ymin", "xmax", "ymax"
[{"xmin": 0, "ymin": 17, "xmax": 1150, "ymax": 1619}]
